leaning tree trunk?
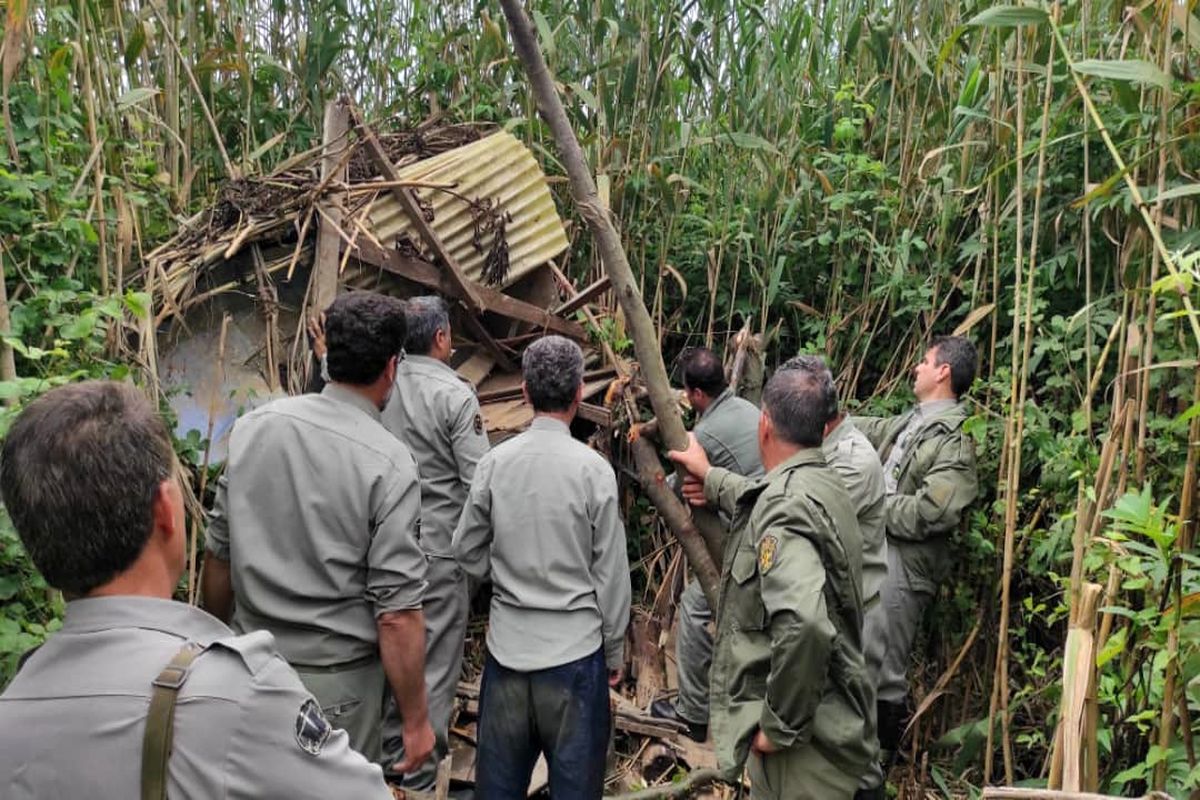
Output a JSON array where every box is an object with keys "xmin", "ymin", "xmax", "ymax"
[{"xmin": 497, "ymin": 0, "xmax": 721, "ymax": 607}]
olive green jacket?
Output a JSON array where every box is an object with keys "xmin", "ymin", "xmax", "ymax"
[
  {"xmin": 704, "ymin": 449, "xmax": 875, "ymax": 781},
  {"xmin": 854, "ymin": 401, "xmax": 979, "ymax": 593}
]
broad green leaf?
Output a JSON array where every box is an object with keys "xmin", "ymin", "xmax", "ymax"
[
  {"xmin": 1153, "ymin": 183, "xmax": 1200, "ymax": 203},
  {"xmin": 1073, "ymin": 59, "xmax": 1171, "ymax": 91},
  {"xmin": 124, "ymin": 291, "xmax": 152, "ymax": 320},
  {"xmin": 965, "ymin": 6, "xmax": 1048, "ymax": 27},
  {"xmin": 59, "ymin": 310, "xmax": 98, "ymax": 340},
  {"xmin": 116, "ymin": 87, "xmax": 160, "ymax": 110}
]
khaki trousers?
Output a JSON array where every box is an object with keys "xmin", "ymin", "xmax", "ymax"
[{"xmin": 294, "ymin": 656, "xmax": 387, "ymax": 762}]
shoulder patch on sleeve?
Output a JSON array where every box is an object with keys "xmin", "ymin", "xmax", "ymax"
[
  {"xmin": 474, "ymin": 412, "xmax": 484, "ymax": 436},
  {"xmin": 758, "ymin": 534, "xmax": 779, "ymax": 575},
  {"xmin": 295, "ymin": 698, "xmax": 332, "ymax": 755}
]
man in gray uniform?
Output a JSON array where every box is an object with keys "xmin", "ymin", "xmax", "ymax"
[
  {"xmin": 380, "ymin": 296, "xmax": 490, "ymax": 788},
  {"xmin": 855, "ymin": 336, "xmax": 979, "ymax": 771},
  {"xmin": 202, "ymin": 292, "xmax": 434, "ymax": 772},
  {"xmin": 453, "ymin": 335, "xmax": 632, "ymax": 799},
  {"xmin": 651, "ymin": 346, "xmax": 762, "ymax": 740},
  {"xmin": 0, "ymin": 381, "xmax": 394, "ymax": 799},
  {"xmin": 790, "ymin": 356, "xmax": 888, "ymax": 798}
]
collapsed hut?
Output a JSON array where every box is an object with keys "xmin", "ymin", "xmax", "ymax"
[{"xmin": 143, "ymin": 101, "xmax": 728, "ymax": 796}]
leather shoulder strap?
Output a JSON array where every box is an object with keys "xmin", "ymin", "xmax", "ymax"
[{"xmin": 141, "ymin": 642, "xmax": 202, "ymax": 800}]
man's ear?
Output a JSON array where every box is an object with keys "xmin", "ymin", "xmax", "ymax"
[
  {"xmin": 152, "ymin": 477, "xmax": 185, "ymax": 551},
  {"xmin": 521, "ymin": 382, "xmax": 530, "ymax": 406},
  {"xmin": 573, "ymin": 382, "xmax": 584, "ymax": 406}
]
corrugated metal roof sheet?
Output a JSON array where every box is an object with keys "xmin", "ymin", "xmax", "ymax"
[{"xmin": 366, "ymin": 131, "xmax": 570, "ymax": 288}]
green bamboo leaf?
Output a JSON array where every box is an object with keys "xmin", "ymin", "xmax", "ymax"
[
  {"xmin": 1072, "ymin": 59, "xmax": 1171, "ymax": 91},
  {"xmin": 116, "ymin": 87, "xmax": 159, "ymax": 110},
  {"xmin": 965, "ymin": 6, "xmax": 1048, "ymax": 27},
  {"xmin": 124, "ymin": 21, "xmax": 146, "ymax": 69},
  {"xmin": 1152, "ymin": 183, "xmax": 1200, "ymax": 203},
  {"xmin": 901, "ymin": 38, "xmax": 933, "ymax": 78}
]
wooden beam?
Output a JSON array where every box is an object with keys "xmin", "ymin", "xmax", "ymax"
[
  {"xmin": 554, "ymin": 274, "xmax": 610, "ymax": 316},
  {"xmin": 349, "ymin": 239, "xmax": 588, "ymax": 341},
  {"xmin": 313, "ymin": 98, "xmax": 350, "ymax": 312},
  {"xmin": 476, "ymin": 368, "xmax": 617, "ymax": 403},
  {"xmin": 576, "ymin": 402, "xmax": 611, "ymax": 427},
  {"xmin": 349, "ymin": 109, "xmax": 483, "ymax": 313}
]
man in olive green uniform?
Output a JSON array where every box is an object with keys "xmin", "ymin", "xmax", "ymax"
[
  {"xmin": 380, "ymin": 296, "xmax": 490, "ymax": 789},
  {"xmin": 854, "ymin": 335, "xmax": 979, "ymax": 768},
  {"xmin": 0, "ymin": 381, "xmax": 394, "ymax": 799},
  {"xmin": 652, "ymin": 347, "xmax": 763, "ymax": 740},
  {"xmin": 670, "ymin": 358, "xmax": 874, "ymax": 799},
  {"xmin": 203, "ymin": 292, "xmax": 434, "ymax": 773}
]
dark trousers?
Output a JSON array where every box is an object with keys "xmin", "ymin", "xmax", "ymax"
[{"xmin": 476, "ymin": 648, "xmax": 610, "ymax": 800}]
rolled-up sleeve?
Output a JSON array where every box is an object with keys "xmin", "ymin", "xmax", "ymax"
[
  {"xmin": 205, "ymin": 474, "xmax": 232, "ymax": 560},
  {"xmin": 589, "ymin": 464, "xmax": 632, "ymax": 670},
  {"xmin": 365, "ymin": 458, "xmax": 428, "ymax": 615},
  {"xmin": 452, "ymin": 453, "xmax": 495, "ymax": 581}
]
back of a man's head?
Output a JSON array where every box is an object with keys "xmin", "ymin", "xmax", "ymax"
[
  {"xmin": 681, "ymin": 347, "xmax": 726, "ymax": 398},
  {"xmin": 0, "ymin": 381, "xmax": 175, "ymax": 596},
  {"xmin": 931, "ymin": 335, "xmax": 978, "ymax": 397},
  {"xmin": 324, "ymin": 292, "xmax": 407, "ymax": 385},
  {"xmin": 762, "ymin": 356, "xmax": 838, "ymax": 447},
  {"xmin": 523, "ymin": 335, "xmax": 584, "ymax": 413},
  {"xmin": 404, "ymin": 296, "xmax": 450, "ymax": 356}
]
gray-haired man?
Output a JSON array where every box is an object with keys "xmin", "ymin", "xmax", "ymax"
[
  {"xmin": 453, "ymin": 335, "xmax": 632, "ymax": 799},
  {"xmin": 380, "ymin": 296, "xmax": 490, "ymax": 789}
]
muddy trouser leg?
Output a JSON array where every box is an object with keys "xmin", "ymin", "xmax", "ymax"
[
  {"xmin": 381, "ymin": 556, "xmax": 469, "ymax": 789},
  {"xmin": 748, "ymin": 745, "xmax": 859, "ymax": 800},
  {"xmin": 875, "ymin": 546, "xmax": 932, "ymax": 761},
  {"xmin": 295, "ymin": 657, "xmax": 387, "ymax": 762},
  {"xmin": 674, "ymin": 579, "xmax": 713, "ymax": 725}
]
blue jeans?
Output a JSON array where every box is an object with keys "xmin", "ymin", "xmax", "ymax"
[{"xmin": 476, "ymin": 648, "xmax": 610, "ymax": 800}]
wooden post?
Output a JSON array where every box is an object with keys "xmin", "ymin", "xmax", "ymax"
[
  {"xmin": 1059, "ymin": 582, "xmax": 1102, "ymax": 791},
  {"xmin": 314, "ymin": 97, "xmax": 350, "ymax": 314},
  {"xmin": 0, "ymin": 250, "xmax": 17, "ymax": 404}
]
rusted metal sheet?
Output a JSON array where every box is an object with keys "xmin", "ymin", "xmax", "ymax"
[{"xmin": 365, "ymin": 131, "xmax": 569, "ymax": 288}]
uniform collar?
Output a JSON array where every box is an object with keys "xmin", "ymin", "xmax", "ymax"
[
  {"xmin": 822, "ymin": 417, "xmax": 855, "ymax": 451},
  {"xmin": 701, "ymin": 387, "xmax": 735, "ymax": 419},
  {"xmin": 322, "ymin": 382, "xmax": 382, "ymax": 422},
  {"xmin": 61, "ymin": 595, "xmax": 232, "ymax": 640},
  {"xmin": 916, "ymin": 398, "xmax": 958, "ymax": 419},
  {"xmin": 403, "ymin": 353, "xmax": 458, "ymax": 378},
  {"xmin": 766, "ymin": 446, "xmax": 825, "ymax": 478},
  {"xmin": 530, "ymin": 415, "xmax": 571, "ymax": 434}
]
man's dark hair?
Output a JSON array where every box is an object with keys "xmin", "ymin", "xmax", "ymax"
[
  {"xmin": 523, "ymin": 335, "xmax": 583, "ymax": 412},
  {"xmin": 0, "ymin": 381, "xmax": 175, "ymax": 595},
  {"xmin": 783, "ymin": 354, "xmax": 839, "ymax": 422},
  {"xmin": 761, "ymin": 357, "xmax": 838, "ymax": 447},
  {"xmin": 931, "ymin": 335, "xmax": 978, "ymax": 397},
  {"xmin": 681, "ymin": 347, "xmax": 727, "ymax": 398},
  {"xmin": 324, "ymin": 292, "xmax": 407, "ymax": 385},
  {"xmin": 404, "ymin": 296, "xmax": 450, "ymax": 355}
]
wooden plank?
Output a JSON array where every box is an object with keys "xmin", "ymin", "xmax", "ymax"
[
  {"xmin": 576, "ymin": 401, "xmax": 611, "ymax": 426},
  {"xmin": 350, "ymin": 111, "xmax": 482, "ymax": 313},
  {"xmin": 476, "ymin": 368, "xmax": 616, "ymax": 403},
  {"xmin": 554, "ymin": 274, "xmax": 610, "ymax": 316},
  {"xmin": 349, "ymin": 239, "xmax": 588, "ymax": 341},
  {"xmin": 458, "ymin": 312, "xmax": 515, "ymax": 372},
  {"xmin": 314, "ymin": 98, "xmax": 350, "ymax": 312},
  {"xmin": 456, "ymin": 352, "xmax": 496, "ymax": 387}
]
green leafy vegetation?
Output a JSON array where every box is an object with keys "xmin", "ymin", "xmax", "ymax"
[{"xmin": 0, "ymin": 0, "xmax": 1196, "ymax": 794}]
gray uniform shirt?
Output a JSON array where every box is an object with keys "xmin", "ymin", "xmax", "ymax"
[
  {"xmin": 207, "ymin": 383, "xmax": 428, "ymax": 666},
  {"xmin": 881, "ymin": 399, "xmax": 957, "ymax": 495},
  {"xmin": 0, "ymin": 596, "xmax": 392, "ymax": 799},
  {"xmin": 381, "ymin": 354, "xmax": 490, "ymax": 557},
  {"xmin": 452, "ymin": 416, "xmax": 632, "ymax": 671},
  {"xmin": 823, "ymin": 418, "xmax": 888, "ymax": 606},
  {"xmin": 694, "ymin": 388, "xmax": 764, "ymax": 477}
]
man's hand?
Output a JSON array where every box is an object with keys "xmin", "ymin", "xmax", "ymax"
[
  {"xmin": 307, "ymin": 313, "xmax": 327, "ymax": 361},
  {"xmin": 608, "ymin": 667, "xmax": 625, "ymax": 688},
  {"xmin": 679, "ymin": 475, "xmax": 708, "ymax": 507},
  {"xmin": 750, "ymin": 729, "xmax": 780, "ymax": 755},
  {"xmin": 393, "ymin": 718, "xmax": 435, "ymax": 774},
  {"xmin": 666, "ymin": 433, "xmax": 712, "ymax": 484}
]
